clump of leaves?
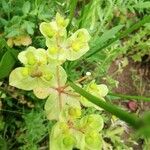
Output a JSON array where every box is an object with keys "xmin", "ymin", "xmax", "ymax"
[{"xmin": 17, "ymin": 111, "xmax": 48, "ymax": 150}]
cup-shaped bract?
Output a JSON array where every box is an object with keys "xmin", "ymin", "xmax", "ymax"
[
  {"xmin": 87, "ymin": 81, "xmax": 109, "ymax": 97},
  {"xmin": 9, "ymin": 64, "xmax": 60, "ymax": 91},
  {"xmin": 55, "ymin": 12, "xmax": 69, "ymax": 28},
  {"xmin": 68, "ymin": 106, "xmax": 81, "ymax": 119},
  {"xmin": 66, "ymin": 29, "xmax": 90, "ymax": 61},
  {"xmin": 80, "ymin": 80, "xmax": 108, "ymax": 110},
  {"xmin": 40, "ymin": 22, "xmax": 58, "ymax": 38},
  {"xmin": 9, "ymin": 67, "xmax": 40, "ymax": 90},
  {"xmin": 50, "ymin": 114, "xmax": 104, "ymax": 150},
  {"xmin": 45, "ymin": 87, "xmax": 81, "ymax": 121},
  {"xmin": 50, "ymin": 122, "xmax": 76, "ymax": 150},
  {"xmin": 59, "ymin": 105, "xmax": 81, "ymax": 122},
  {"xmin": 85, "ymin": 131, "xmax": 103, "ymax": 150},
  {"xmin": 40, "ymin": 13, "xmax": 68, "ymax": 39},
  {"xmin": 18, "ymin": 46, "xmax": 48, "ymax": 66},
  {"xmin": 46, "ymin": 39, "xmax": 67, "ymax": 65},
  {"xmin": 78, "ymin": 114, "xmax": 104, "ymax": 132}
]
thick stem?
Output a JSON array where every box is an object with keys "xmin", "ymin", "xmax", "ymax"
[{"xmin": 56, "ymin": 66, "xmax": 62, "ymax": 110}]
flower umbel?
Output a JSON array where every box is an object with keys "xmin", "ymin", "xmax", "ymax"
[{"xmin": 9, "ymin": 13, "xmax": 109, "ymax": 150}]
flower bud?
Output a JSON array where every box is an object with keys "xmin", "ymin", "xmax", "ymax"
[
  {"xmin": 71, "ymin": 42, "xmax": 82, "ymax": 52},
  {"xmin": 21, "ymin": 68, "xmax": 29, "ymax": 76},
  {"xmin": 26, "ymin": 51, "xmax": 36, "ymax": 65},
  {"xmin": 68, "ymin": 107, "xmax": 81, "ymax": 118},
  {"xmin": 85, "ymin": 131, "xmax": 100, "ymax": 147},
  {"xmin": 63, "ymin": 135, "xmax": 75, "ymax": 147},
  {"xmin": 56, "ymin": 13, "xmax": 69, "ymax": 28},
  {"xmin": 48, "ymin": 46, "xmax": 58, "ymax": 54}
]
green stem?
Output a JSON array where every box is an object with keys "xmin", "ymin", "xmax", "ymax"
[
  {"xmin": 108, "ymin": 92, "xmax": 150, "ymax": 102},
  {"xmin": 86, "ymin": 15, "xmax": 150, "ymax": 58},
  {"xmin": 69, "ymin": 81, "xmax": 142, "ymax": 129}
]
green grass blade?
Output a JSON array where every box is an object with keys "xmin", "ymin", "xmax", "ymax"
[
  {"xmin": 86, "ymin": 15, "xmax": 150, "ymax": 58},
  {"xmin": 67, "ymin": 0, "xmax": 78, "ymax": 32},
  {"xmin": 69, "ymin": 81, "xmax": 142, "ymax": 129},
  {"xmin": 108, "ymin": 93, "xmax": 150, "ymax": 102}
]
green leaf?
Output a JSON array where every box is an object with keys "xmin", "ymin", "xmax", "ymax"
[
  {"xmin": 22, "ymin": 21, "xmax": 35, "ymax": 35},
  {"xmin": 0, "ymin": 137, "xmax": 7, "ymax": 150},
  {"xmin": 0, "ymin": 51, "xmax": 16, "ymax": 79},
  {"xmin": 6, "ymin": 30, "xmax": 20, "ymax": 38},
  {"xmin": 90, "ymin": 25, "xmax": 124, "ymax": 49},
  {"xmin": 136, "ymin": 112, "xmax": 150, "ymax": 138},
  {"xmin": 0, "ymin": 38, "xmax": 5, "ymax": 48},
  {"xmin": 0, "ymin": 18, "xmax": 8, "ymax": 26},
  {"xmin": 2, "ymin": 0, "xmax": 9, "ymax": 13},
  {"xmin": 134, "ymin": 2, "xmax": 150, "ymax": 9},
  {"xmin": 86, "ymin": 15, "xmax": 150, "ymax": 58},
  {"xmin": 22, "ymin": 1, "xmax": 31, "ymax": 15}
]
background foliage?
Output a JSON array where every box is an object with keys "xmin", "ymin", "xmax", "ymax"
[{"xmin": 0, "ymin": 0, "xmax": 150, "ymax": 149}]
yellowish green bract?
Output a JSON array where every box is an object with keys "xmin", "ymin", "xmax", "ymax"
[
  {"xmin": 80, "ymin": 80, "xmax": 109, "ymax": 110},
  {"xmin": 40, "ymin": 13, "xmax": 91, "ymax": 64},
  {"xmin": 9, "ymin": 13, "xmax": 109, "ymax": 150}
]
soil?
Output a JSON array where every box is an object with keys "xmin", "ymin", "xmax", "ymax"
[
  {"xmin": 108, "ymin": 57, "xmax": 150, "ymax": 150},
  {"xmin": 108, "ymin": 57, "xmax": 150, "ymax": 110}
]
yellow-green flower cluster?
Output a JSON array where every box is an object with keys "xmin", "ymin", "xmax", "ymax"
[
  {"xmin": 9, "ymin": 13, "xmax": 109, "ymax": 150},
  {"xmin": 10, "ymin": 47, "xmax": 53, "ymax": 90},
  {"xmin": 50, "ymin": 108, "xmax": 104, "ymax": 150},
  {"xmin": 40, "ymin": 13, "xmax": 90, "ymax": 63},
  {"xmin": 9, "ymin": 13, "xmax": 90, "ymax": 92}
]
